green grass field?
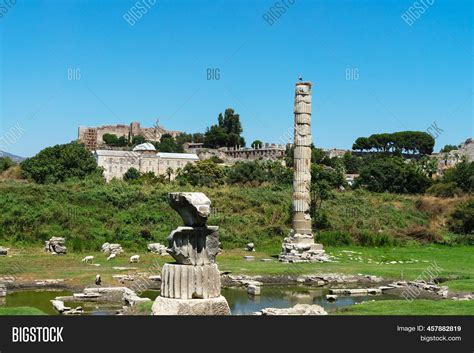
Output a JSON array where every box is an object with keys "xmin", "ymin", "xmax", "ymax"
[
  {"xmin": 0, "ymin": 307, "xmax": 47, "ymax": 315},
  {"xmin": 0, "ymin": 245, "xmax": 472, "ymax": 293},
  {"xmin": 336, "ymin": 300, "xmax": 474, "ymax": 315}
]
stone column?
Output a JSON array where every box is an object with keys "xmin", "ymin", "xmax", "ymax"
[
  {"xmin": 152, "ymin": 192, "xmax": 231, "ymax": 315},
  {"xmin": 279, "ymin": 81, "xmax": 329, "ymax": 263}
]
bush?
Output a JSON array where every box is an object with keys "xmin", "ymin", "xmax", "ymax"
[
  {"xmin": 123, "ymin": 168, "xmax": 140, "ymax": 181},
  {"xmin": 103, "ymin": 133, "xmax": 128, "ymax": 147},
  {"xmin": 426, "ymin": 182, "xmax": 463, "ymax": 198},
  {"xmin": 355, "ymin": 156, "xmax": 432, "ymax": 194},
  {"xmin": 356, "ymin": 230, "xmax": 398, "ymax": 247},
  {"xmin": 0, "ymin": 157, "xmax": 15, "ymax": 172},
  {"xmin": 21, "ymin": 143, "xmax": 100, "ymax": 184},
  {"xmin": 442, "ymin": 161, "xmax": 474, "ymax": 193},
  {"xmin": 312, "ymin": 209, "xmax": 331, "ymax": 230},
  {"xmin": 226, "ymin": 161, "xmax": 292, "ymax": 185},
  {"xmin": 317, "ymin": 231, "xmax": 353, "ymax": 246},
  {"xmin": 176, "ymin": 160, "xmax": 225, "ymax": 186},
  {"xmin": 448, "ymin": 199, "xmax": 474, "ymax": 234}
]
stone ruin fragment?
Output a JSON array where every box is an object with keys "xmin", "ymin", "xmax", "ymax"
[{"xmin": 152, "ymin": 192, "xmax": 231, "ymax": 315}]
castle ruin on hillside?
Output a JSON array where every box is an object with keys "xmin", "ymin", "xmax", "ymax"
[{"xmin": 78, "ymin": 121, "xmax": 181, "ymax": 151}]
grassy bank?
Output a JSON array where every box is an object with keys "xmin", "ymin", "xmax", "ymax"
[
  {"xmin": 0, "ymin": 307, "xmax": 47, "ymax": 315},
  {"xmin": 336, "ymin": 299, "xmax": 474, "ymax": 315},
  {"xmin": 0, "ymin": 179, "xmax": 464, "ymax": 251},
  {"xmin": 0, "ymin": 245, "xmax": 472, "ymax": 293}
]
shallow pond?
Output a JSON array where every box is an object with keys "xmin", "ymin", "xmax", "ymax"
[
  {"xmin": 3, "ymin": 285, "xmax": 400, "ymax": 315},
  {"xmin": 143, "ymin": 285, "xmax": 400, "ymax": 315},
  {"xmin": 2, "ymin": 290, "xmax": 123, "ymax": 316}
]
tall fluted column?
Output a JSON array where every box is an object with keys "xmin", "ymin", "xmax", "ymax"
[
  {"xmin": 279, "ymin": 81, "xmax": 329, "ymax": 263},
  {"xmin": 292, "ymin": 82, "xmax": 313, "ymax": 236}
]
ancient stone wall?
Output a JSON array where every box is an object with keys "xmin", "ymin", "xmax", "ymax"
[{"xmin": 78, "ymin": 122, "xmax": 181, "ymax": 148}]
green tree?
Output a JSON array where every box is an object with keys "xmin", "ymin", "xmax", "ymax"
[
  {"xmin": 204, "ymin": 125, "xmax": 228, "ymax": 149},
  {"xmin": 227, "ymin": 161, "xmax": 292, "ymax": 185},
  {"xmin": 103, "ymin": 133, "xmax": 118, "ymax": 145},
  {"xmin": 166, "ymin": 167, "xmax": 173, "ymax": 182},
  {"xmin": 415, "ymin": 156, "xmax": 438, "ymax": 178},
  {"xmin": 342, "ymin": 153, "xmax": 363, "ymax": 174},
  {"xmin": 440, "ymin": 144, "xmax": 458, "ymax": 153},
  {"xmin": 21, "ymin": 143, "xmax": 100, "ymax": 184},
  {"xmin": 176, "ymin": 160, "xmax": 225, "ymax": 186},
  {"xmin": 0, "ymin": 157, "xmax": 15, "ymax": 172},
  {"xmin": 251, "ymin": 140, "xmax": 263, "ymax": 149},
  {"xmin": 204, "ymin": 108, "xmax": 245, "ymax": 148},
  {"xmin": 442, "ymin": 160, "xmax": 474, "ymax": 193},
  {"xmin": 355, "ymin": 156, "xmax": 432, "ymax": 193},
  {"xmin": 352, "ymin": 137, "xmax": 371, "ymax": 152},
  {"xmin": 131, "ymin": 134, "xmax": 146, "ymax": 145},
  {"xmin": 352, "ymin": 131, "xmax": 434, "ymax": 155},
  {"xmin": 102, "ymin": 133, "xmax": 128, "ymax": 147},
  {"xmin": 192, "ymin": 133, "xmax": 205, "ymax": 143},
  {"xmin": 123, "ymin": 167, "xmax": 140, "ymax": 181},
  {"xmin": 155, "ymin": 134, "xmax": 183, "ymax": 153},
  {"xmin": 448, "ymin": 198, "xmax": 474, "ymax": 234},
  {"xmin": 309, "ymin": 164, "xmax": 345, "ymax": 230}
]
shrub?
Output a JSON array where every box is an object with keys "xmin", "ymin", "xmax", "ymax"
[
  {"xmin": 21, "ymin": 143, "xmax": 100, "ymax": 184},
  {"xmin": 442, "ymin": 161, "xmax": 474, "ymax": 193},
  {"xmin": 226, "ymin": 161, "xmax": 291, "ymax": 185},
  {"xmin": 426, "ymin": 182, "xmax": 463, "ymax": 198},
  {"xmin": 176, "ymin": 160, "xmax": 225, "ymax": 186},
  {"xmin": 312, "ymin": 210, "xmax": 331, "ymax": 230},
  {"xmin": 448, "ymin": 199, "xmax": 474, "ymax": 234},
  {"xmin": 317, "ymin": 231, "xmax": 353, "ymax": 246},
  {"xmin": 0, "ymin": 157, "xmax": 15, "ymax": 172},
  {"xmin": 356, "ymin": 230, "xmax": 398, "ymax": 247},
  {"xmin": 103, "ymin": 133, "xmax": 128, "ymax": 147},
  {"xmin": 355, "ymin": 156, "xmax": 432, "ymax": 194},
  {"xmin": 123, "ymin": 168, "xmax": 140, "ymax": 181}
]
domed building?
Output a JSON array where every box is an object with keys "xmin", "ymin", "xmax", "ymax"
[
  {"xmin": 94, "ymin": 143, "xmax": 198, "ymax": 181},
  {"xmin": 132, "ymin": 142, "xmax": 156, "ymax": 154}
]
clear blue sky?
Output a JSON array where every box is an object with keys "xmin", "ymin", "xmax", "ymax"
[{"xmin": 1, "ymin": 0, "xmax": 472, "ymax": 157}]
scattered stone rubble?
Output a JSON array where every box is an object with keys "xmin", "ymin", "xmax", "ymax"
[
  {"xmin": 51, "ymin": 300, "xmax": 83, "ymax": 315},
  {"xmin": 44, "ymin": 237, "xmax": 67, "ymax": 255},
  {"xmin": 53, "ymin": 286, "xmax": 151, "ymax": 314},
  {"xmin": 0, "ymin": 284, "xmax": 6, "ymax": 297},
  {"xmin": 113, "ymin": 266, "xmax": 138, "ymax": 271},
  {"xmin": 35, "ymin": 279, "xmax": 65, "ymax": 286},
  {"xmin": 101, "ymin": 243, "xmax": 123, "ymax": 255},
  {"xmin": 329, "ymin": 288, "xmax": 382, "ymax": 295},
  {"xmin": 247, "ymin": 284, "xmax": 261, "ymax": 296},
  {"xmin": 222, "ymin": 273, "xmax": 384, "ymax": 287},
  {"xmin": 255, "ymin": 304, "xmax": 327, "ymax": 316},
  {"xmin": 452, "ymin": 294, "xmax": 473, "ymax": 301},
  {"xmin": 147, "ymin": 243, "xmax": 168, "ymax": 255},
  {"xmin": 113, "ymin": 275, "xmax": 135, "ymax": 282}
]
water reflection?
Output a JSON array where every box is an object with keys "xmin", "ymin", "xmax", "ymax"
[
  {"xmin": 4, "ymin": 286, "xmax": 399, "ymax": 316},
  {"xmin": 222, "ymin": 285, "xmax": 399, "ymax": 315}
]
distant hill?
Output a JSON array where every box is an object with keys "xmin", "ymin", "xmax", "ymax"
[{"xmin": 0, "ymin": 151, "xmax": 26, "ymax": 163}]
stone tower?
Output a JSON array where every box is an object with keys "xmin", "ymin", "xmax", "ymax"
[{"xmin": 279, "ymin": 81, "xmax": 329, "ymax": 263}]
